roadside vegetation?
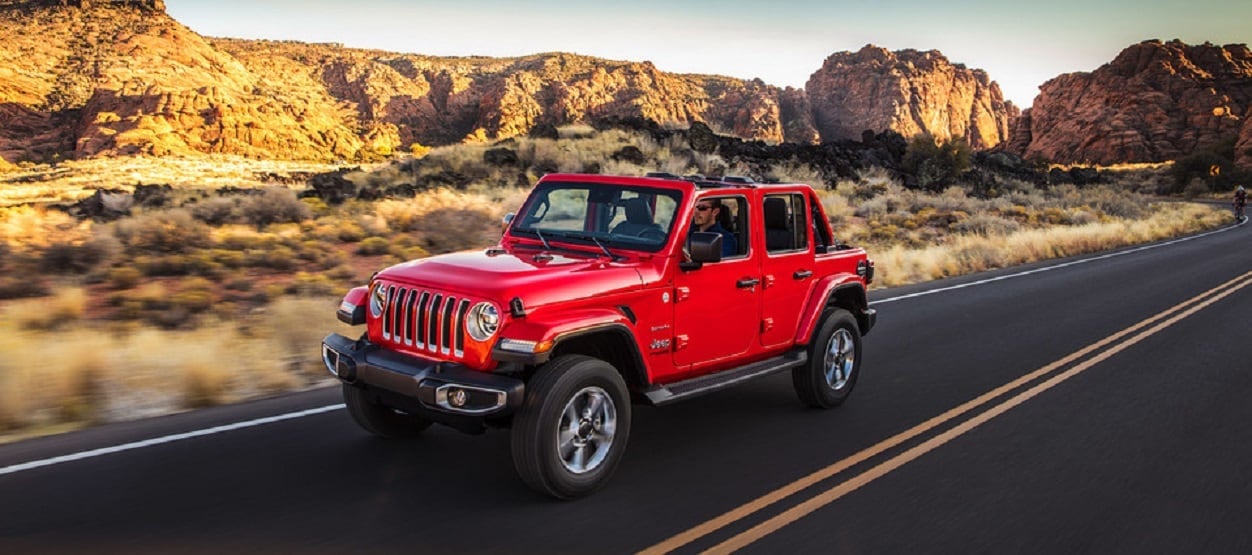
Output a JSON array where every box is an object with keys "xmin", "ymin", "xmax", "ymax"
[{"xmin": 0, "ymin": 125, "xmax": 1233, "ymax": 439}]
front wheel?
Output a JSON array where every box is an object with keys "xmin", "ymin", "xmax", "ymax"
[
  {"xmin": 793, "ymin": 309, "xmax": 862, "ymax": 409},
  {"xmin": 342, "ymin": 384, "xmax": 432, "ymax": 438},
  {"xmin": 511, "ymin": 355, "xmax": 631, "ymax": 499}
]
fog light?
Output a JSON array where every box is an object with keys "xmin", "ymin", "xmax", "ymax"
[{"xmin": 447, "ymin": 388, "xmax": 468, "ymax": 408}]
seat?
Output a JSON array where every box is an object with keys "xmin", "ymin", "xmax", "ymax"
[
  {"xmin": 764, "ymin": 197, "xmax": 793, "ymax": 251},
  {"xmin": 611, "ymin": 198, "xmax": 660, "ymax": 237}
]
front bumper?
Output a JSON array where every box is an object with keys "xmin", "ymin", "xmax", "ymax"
[{"xmin": 322, "ymin": 333, "xmax": 525, "ymax": 428}]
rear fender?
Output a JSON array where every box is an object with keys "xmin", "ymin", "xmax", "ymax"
[{"xmin": 794, "ymin": 274, "xmax": 868, "ymax": 344}]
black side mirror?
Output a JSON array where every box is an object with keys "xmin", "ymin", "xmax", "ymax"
[{"xmin": 680, "ymin": 232, "xmax": 722, "ymax": 271}]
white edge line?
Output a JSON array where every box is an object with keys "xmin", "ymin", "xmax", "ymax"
[
  {"xmin": 870, "ymin": 223, "xmax": 1241, "ymax": 306},
  {"xmin": 0, "ymin": 404, "xmax": 345, "ymax": 477}
]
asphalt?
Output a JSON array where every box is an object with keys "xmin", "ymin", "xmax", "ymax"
[{"xmin": 1, "ymin": 222, "xmax": 1250, "ymax": 554}]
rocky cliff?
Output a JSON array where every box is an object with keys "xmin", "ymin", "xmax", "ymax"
[
  {"xmin": 0, "ymin": 1, "xmax": 830, "ymax": 163},
  {"xmin": 1014, "ymin": 40, "xmax": 1252, "ymax": 165},
  {"xmin": 1236, "ymin": 106, "xmax": 1252, "ymax": 169},
  {"xmin": 805, "ymin": 45, "xmax": 1014, "ymax": 150}
]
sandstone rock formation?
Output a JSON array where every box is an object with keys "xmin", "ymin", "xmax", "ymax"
[
  {"xmin": 805, "ymin": 45, "xmax": 1014, "ymax": 149},
  {"xmin": 1014, "ymin": 40, "xmax": 1252, "ymax": 165},
  {"xmin": 0, "ymin": 0, "xmax": 829, "ymax": 163},
  {"xmin": 1237, "ymin": 106, "xmax": 1252, "ymax": 169}
]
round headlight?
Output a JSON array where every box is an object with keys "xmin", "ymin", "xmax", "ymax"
[
  {"xmin": 465, "ymin": 302, "xmax": 500, "ymax": 341},
  {"xmin": 369, "ymin": 283, "xmax": 387, "ymax": 318}
]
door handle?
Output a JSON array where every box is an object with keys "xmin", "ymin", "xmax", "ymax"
[
  {"xmin": 793, "ymin": 270, "xmax": 813, "ymax": 280},
  {"xmin": 736, "ymin": 277, "xmax": 760, "ymax": 289}
]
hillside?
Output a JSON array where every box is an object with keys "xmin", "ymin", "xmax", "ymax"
[
  {"xmin": 1012, "ymin": 40, "xmax": 1252, "ymax": 166},
  {"xmin": 4, "ymin": 2, "xmax": 1248, "ymax": 170},
  {"xmin": 0, "ymin": 0, "xmax": 1024, "ymax": 165}
]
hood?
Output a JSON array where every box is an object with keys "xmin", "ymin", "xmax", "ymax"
[{"xmin": 374, "ymin": 247, "xmax": 645, "ymax": 309}]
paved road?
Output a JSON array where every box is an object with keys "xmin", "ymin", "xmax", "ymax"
[{"xmin": 3, "ymin": 222, "xmax": 1251, "ymax": 554}]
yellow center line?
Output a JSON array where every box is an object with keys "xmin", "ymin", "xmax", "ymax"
[
  {"xmin": 703, "ymin": 272, "xmax": 1252, "ymax": 554},
  {"xmin": 639, "ymin": 271, "xmax": 1252, "ymax": 555}
]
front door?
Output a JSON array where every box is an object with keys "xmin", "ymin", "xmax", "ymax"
[{"xmin": 671, "ymin": 195, "xmax": 757, "ymax": 372}]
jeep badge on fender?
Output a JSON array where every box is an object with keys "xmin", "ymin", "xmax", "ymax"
[{"xmin": 322, "ymin": 173, "xmax": 876, "ymax": 499}]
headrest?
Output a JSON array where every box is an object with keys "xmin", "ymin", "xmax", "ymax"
[
  {"xmin": 764, "ymin": 197, "xmax": 789, "ymax": 229},
  {"xmin": 624, "ymin": 198, "xmax": 652, "ymax": 223}
]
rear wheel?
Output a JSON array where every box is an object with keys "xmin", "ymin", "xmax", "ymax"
[
  {"xmin": 793, "ymin": 309, "xmax": 862, "ymax": 408},
  {"xmin": 511, "ymin": 355, "xmax": 631, "ymax": 499},
  {"xmin": 342, "ymin": 384, "xmax": 432, "ymax": 438}
]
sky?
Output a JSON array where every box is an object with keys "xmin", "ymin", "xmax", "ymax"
[{"xmin": 165, "ymin": 0, "xmax": 1250, "ymax": 108}]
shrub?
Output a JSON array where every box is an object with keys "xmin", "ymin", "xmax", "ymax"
[
  {"xmin": 107, "ymin": 266, "xmax": 143, "ymax": 289},
  {"xmin": 0, "ymin": 276, "xmax": 49, "ymax": 300},
  {"xmin": 112, "ymin": 209, "xmax": 211, "ymax": 254},
  {"xmin": 953, "ymin": 214, "xmax": 1021, "ymax": 236},
  {"xmin": 902, "ymin": 135, "xmax": 972, "ymax": 192},
  {"xmin": 287, "ymin": 272, "xmax": 337, "ymax": 296},
  {"xmin": 244, "ymin": 245, "xmax": 298, "ymax": 271},
  {"xmin": 356, "ymin": 236, "xmax": 390, "ymax": 255},
  {"xmin": 8, "ymin": 287, "xmax": 87, "ymax": 330},
  {"xmin": 240, "ymin": 187, "xmax": 312, "ymax": 228},
  {"xmin": 136, "ymin": 254, "xmax": 196, "ymax": 277},
  {"xmin": 39, "ymin": 234, "xmax": 120, "ymax": 274},
  {"xmin": 224, "ymin": 276, "xmax": 254, "ymax": 291},
  {"xmin": 336, "ymin": 222, "xmax": 366, "ymax": 243},
  {"xmin": 189, "ymin": 197, "xmax": 238, "ymax": 225}
]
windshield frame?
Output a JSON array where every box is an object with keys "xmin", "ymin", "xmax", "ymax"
[{"xmin": 509, "ymin": 180, "xmax": 686, "ymax": 255}]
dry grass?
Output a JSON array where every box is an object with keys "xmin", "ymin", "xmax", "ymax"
[
  {"xmin": 0, "ymin": 297, "xmax": 352, "ymax": 433},
  {"xmin": 872, "ymin": 202, "xmax": 1224, "ymax": 286},
  {"xmin": 0, "ymin": 155, "xmax": 365, "ymax": 206}
]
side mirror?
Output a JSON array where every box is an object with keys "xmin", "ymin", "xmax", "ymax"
[
  {"xmin": 680, "ymin": 232, "xmax": 722, "ymax": 271},
  {"xmin": 502, "ymin": 213, "xmax": 515, "ymax": 234}
]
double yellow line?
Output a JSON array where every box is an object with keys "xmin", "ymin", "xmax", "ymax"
[{"xmin": 642, "ymin": 270, "xmax": 1252, "ymax": 555}]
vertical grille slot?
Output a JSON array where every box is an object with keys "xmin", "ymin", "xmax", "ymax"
[
  {"xmin": 427, "ymin": 294, "xmax": 443, "ymax": 352},
  {"xmin": 393, "ymin": 287, "xmax": 406, "ymax": 343},
  {"xmin": 414, "ymin": 291, "xmax": 429, "ymax": 349},
  {"xmin": 440, "ymin": 297, "xmax": 456, "ymax": 355},
  {"xmin": 382, "ymin": 285, "xmax": 397, "ymax": 339},
  {"xmin": 455, "ymin": 299, "xmax": 470, "ymax": 356},
  {"xmin": 402, "ymin": 289, "xmax": 417, "ymax": 346}
]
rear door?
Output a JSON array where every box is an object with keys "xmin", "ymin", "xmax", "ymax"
[{"xmin": 758, "ymin": 191, "xmax": 813, "ymax": 349}]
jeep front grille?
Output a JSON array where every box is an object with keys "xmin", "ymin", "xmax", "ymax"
[{"xmin": 379, "ymin": 285, "xmax": 472, "ymax": 358}]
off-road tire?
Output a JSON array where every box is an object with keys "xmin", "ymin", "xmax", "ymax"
[
  {"xmin": 511, "ymin": 355, "xmax": 631, "ymax": 500},
  {"xmin": 342, "ymin": 384, "xmax": 432, "ymax": 438},
  {"xmin": 793, "ymin": 308, "xmax": 862, "ymax": 409}
]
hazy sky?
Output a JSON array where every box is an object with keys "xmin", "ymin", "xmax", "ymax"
[{"xmin": 165, "ymin": 0, "xmax": 1249, "ymax": 108}]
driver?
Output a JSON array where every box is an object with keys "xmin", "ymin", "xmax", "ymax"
[{"xmin": 690, "ymin": 199, "xmax": 736, "ymax": 257}]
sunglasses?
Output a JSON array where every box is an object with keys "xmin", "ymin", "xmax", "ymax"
[{"xmin": 695, "ymin": 205, "xmax": 714, "ymax": 212}]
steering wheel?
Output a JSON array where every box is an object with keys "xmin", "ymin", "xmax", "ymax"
[{"xmin": 639, "ymin": 228, "xmax": 666, "ymax": 242}]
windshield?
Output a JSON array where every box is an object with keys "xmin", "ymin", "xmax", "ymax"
[{"xmin": 511, "ymin": 181, "xmax": 683, "ymax": 253}]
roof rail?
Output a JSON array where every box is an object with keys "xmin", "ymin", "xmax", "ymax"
[
  {"xmin": 719, "ymin": 175, "xmax": 755, "ymax": 184},
  {"xmin": 644, "ymin": 171, "xmax": 683, "ymax": 180}
]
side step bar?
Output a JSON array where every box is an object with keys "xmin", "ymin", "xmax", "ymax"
[{"xmin": 641, "ymin": 350, "xmax": 807, "ymax": 406}]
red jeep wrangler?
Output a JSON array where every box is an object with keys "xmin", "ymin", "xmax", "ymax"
[{"xmin": 322, "ymin": 173, "xmax": 876, "ymax": 498}]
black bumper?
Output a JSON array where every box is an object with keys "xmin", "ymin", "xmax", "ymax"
[
  {"xmin": 860, "ymin": 307, "xmax": 878, "ymax": 336},
  {"xmin": 322, "ymin": 333, "xmax": 525, "ymax": 429}
]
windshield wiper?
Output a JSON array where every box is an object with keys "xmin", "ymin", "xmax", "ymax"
[
  {"xmin": 556, "ymin": 231, "xmax": 616, "ymax": 260},
  {"xmin": 532, "ymin": 228, "xmax": 552, "ymax": 250},
  {"xmin": 588, "ymin": 235, "xmax": 613, "ymax": 259}
]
